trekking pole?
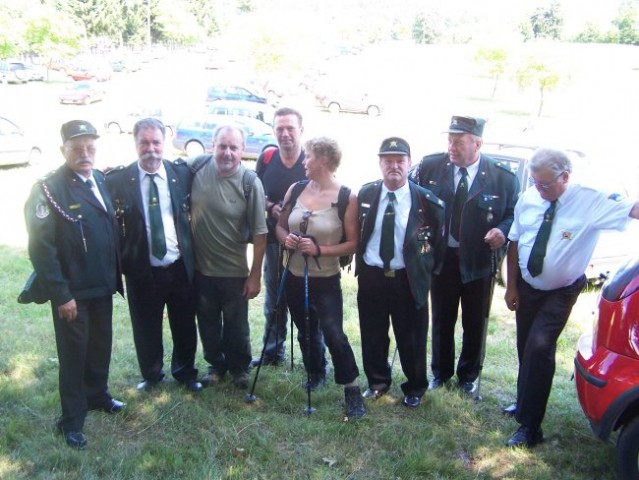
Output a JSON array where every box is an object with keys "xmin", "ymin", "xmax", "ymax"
[
  {"xmin": 303, "ymin": 252, "xmax": 316, "ymax": 415},
  {"xmin": 246, "ymin": 249, "xmax": 293, "ymax": 403},
  {"xmin": 474, "ymin": 250, "xmax": 497, "ymax": 403}
]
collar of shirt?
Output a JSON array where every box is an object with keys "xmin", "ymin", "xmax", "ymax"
[
  {"xmin": 455, "ymin": 156, "xmax": 480, "ymax": 188},
  {"xmin": 381, "ymin": 181, "xmax": 410, "ymax": 206},
  {"xmin": 138, "ymin": 161, "xmax": 167, "ymax": 183}
]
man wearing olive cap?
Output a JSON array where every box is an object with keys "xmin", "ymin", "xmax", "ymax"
[
  {"xmin": 411, "ymin": 116, "xmax": 519, "ymax": 396},
  {"xmin": 23, "ymin": 120, "xmax": 124, "ymax": 449}
]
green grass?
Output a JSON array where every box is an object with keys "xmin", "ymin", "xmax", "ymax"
[{"xmin": 0, "ymin": 245, "xmax": 617, "ymax": 479}]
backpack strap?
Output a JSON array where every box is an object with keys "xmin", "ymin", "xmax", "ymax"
[
  {"xmin": 284, "ymin": 180, "xmax": 309, "ymax": 211},
  {"xmin": 336, "ymin": 185, "xmax": 351, "ymax": 222},
  {"xmin": 242, "ymin": 168, "xmax": 257, "ymax": 200},
  {"xmin": 191, "ymin": 154, "xmax": 213, "ymax": 174},
  {"xmin": 256, "ymin": 146, "xmax": 278, "ymax": 179}
]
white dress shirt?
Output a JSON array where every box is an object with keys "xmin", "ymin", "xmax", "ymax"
[
  {"xmin": 363, "ymin": 181, "xmax": 410, "ymax": 270},
  {"xmin": 138, "ymin": 163, "xmax": 180, "ymax": 267}
]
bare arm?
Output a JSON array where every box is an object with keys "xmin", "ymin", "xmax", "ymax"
[{"xmin": 244, "ymin": 233, "xmax": 266, "ymax": 300}]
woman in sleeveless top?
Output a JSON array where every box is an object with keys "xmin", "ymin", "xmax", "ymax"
[{"xmin": 276, "ymin": 136, "xmax": 365, "ymax": 419}]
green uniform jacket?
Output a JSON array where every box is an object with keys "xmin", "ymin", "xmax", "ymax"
[
  {"xmin": 411, "ymin": 152, "xmax": 519, "ymax": 284},
  {"xmin": 24, "ymin": 164, "xmax": 122, "ymax": 306},
  {"xmin": 356, "ymin": 180, "xmax": 445, "ymax": 309},
  {"xmin": 105, "ymin": 159, "xmax": 195, "ymax": 283}
]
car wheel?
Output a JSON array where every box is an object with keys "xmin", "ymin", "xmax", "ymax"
[
  {"xmin": 27, "ymin": 147, "xmax": 42, "ymax": 167},
  {"xmin": 328, "ymin": 102, "xmax": 340, "ymax": 114},
  {"xmin": 185, "ymin": 141, "xmax": 205, "ymax": 157},
  {"xmin": 107, "ymin": 122, "xmax": 122, "ymax": 134},
  {"xmin": 367, "ymin": 105, "xmax": 380, "ymax": 116},
  {"xmin": 165, "ymin": 125, "xmax": 174, "ymax": 137},
  {"xmin": 617, "ymin": 416, "xmax": 639, "ymax": 480}
]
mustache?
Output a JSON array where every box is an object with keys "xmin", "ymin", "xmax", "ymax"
[{"xmin": 140, "ymin": 152, "xmax": 162, "ymax": 162}]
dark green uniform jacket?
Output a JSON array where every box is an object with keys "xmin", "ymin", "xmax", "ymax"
[{"xmin": 356, "ymin": 180, "xmax": 445, "ymax": 309}]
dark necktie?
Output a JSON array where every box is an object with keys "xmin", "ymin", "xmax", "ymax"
[
  {"xmin": 380, "ymin": 191, "xmax": 396, "ymax": 272},
  {"xmin": 147, "ymin": 173, "xmax": 167, "ymax": 260},
  {"xmin": 450, "ymin": 167, "xmax": 468, "ymax": 241},
  {"xmin": 527, "ymin": 200, "xmax": 557, "ymax": 277}
]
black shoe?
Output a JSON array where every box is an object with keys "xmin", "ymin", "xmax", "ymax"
[
  {"xmin": 502, "ymin": 403, "xmax": 517, "ymax": 416},
  {"xmin": 506, "ymin": 425, "xmax": 544, "ymax": 448},
  {"xmin": 362, "ymin": 386, "xmax": 389, "ymax": 400},
  {"xmin": 183, "ymin": 380, "xmax": 203, "ymax": 392},
  {"xmin": 305, "ymin": 374, "xmax": 326, "ymax": 392},
  {"xmin": 250, "ymin": 356, "xmax": 284, "ymax": 368},
  {"xmin": 344, "ymin": 386, "xmax": 366, "ymax": 419},
  {"xmin": 90, "ymin": 398, "xmax": 126, "ymax": 414},
  {"xmin": 402, "ymin": 394, "xmax": 421, "ymax": 408},
  {"xmin": 57, "ymin": 423, "xmax": 87, "ymax": 449},
  {"xmin": 458, "ymin": 381, "xmax": 477, "ymax": 396},
  {"xmin": 428, "ymin": 378, "xmax": 449, "ymax": 390}
]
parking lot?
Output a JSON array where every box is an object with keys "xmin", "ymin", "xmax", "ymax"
[{"xmin": 1, "ymin": 44, "xmax": 638, "ymax": 249}]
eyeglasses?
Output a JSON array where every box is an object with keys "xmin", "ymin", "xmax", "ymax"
[
  {"xmin": 529, "ymin": 172, "xmax": 565, "ymax": 190},
  {"xmin": 299, "ymin": 211, "xmax": 312, "ymax": 235}
]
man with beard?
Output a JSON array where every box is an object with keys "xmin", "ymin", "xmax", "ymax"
[{"xmin": 106, "ymin": 118, "xmax": 202, "ymax": 393}]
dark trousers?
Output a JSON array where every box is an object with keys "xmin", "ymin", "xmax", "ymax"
[
  {"xmin": 430, "ymin": 247, "xmax": 493, "ymax": 383},
  {"xmin": 357, "ymin": 263, "xmax": 429, "ymax": 397},
  {"xmin": 515, "ymin": 274, "xmax": 586, "ymax": 430},
  {"xmin": 125, "ymin": 258, "xmax": 198, "ymax": 384},
  {"xmin": 261, "ymin": 242, "xmax": 289, "ymax": 361},
  {"xmin": 52, "ymin": 295, "xmax": 113, "ymax": 432},
  {"xmin": 285, "ymin": 272, "xmax": 358, "ymax": 385},
  {"xmin": 195, "ymin": 273, "xmax": 252, "ymax": 376}
]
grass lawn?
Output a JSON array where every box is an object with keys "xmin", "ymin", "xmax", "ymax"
[{"xmin": 0, "ymin": 244, "xmax": 618, "ymax": 479}]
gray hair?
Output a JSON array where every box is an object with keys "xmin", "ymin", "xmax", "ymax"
[
  {"xmin": 213, "ymin": 124, "xmax": 245, "ymax": 146},
  {"xmin": 133, "ymin": 117, "xmax": 165, "ymax": 139},
  {"xmin": 529, "ymin": 148, "xmax": 572, "ymax": 175}
]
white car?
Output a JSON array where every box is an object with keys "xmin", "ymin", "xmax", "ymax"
[{"xmin": 0, "ymin": 116, "xmax": 41, "ymax": 167}]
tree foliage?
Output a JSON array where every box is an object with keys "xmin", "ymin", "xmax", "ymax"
[
  {"xmin": 520, "ymin": 2, "xmax": 564, "ymax": 41},
  {"xmin": 474, "ymin": 47, "xmax": 509, "ymax": 99},
  {"xmin": 514, "ymin": 57, "xmax": 562, "ymax": 117}
]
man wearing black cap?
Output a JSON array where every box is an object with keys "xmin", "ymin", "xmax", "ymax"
[
  {"xmin": 356, "ymin": 137, "xmax": 445, "ymax": 408},
  {"xmin": 105, "ymin": 118, "xmax": 202, "ymax": 394},
  {"xmin": 411, "ymin": 116, "xmax": 519, "ymax": 395},
  {"xmin": 23, "ymin": 120, "xmax": 124, "ymax": 449}
]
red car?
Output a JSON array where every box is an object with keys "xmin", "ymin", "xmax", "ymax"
[{"xmin": 575, "ymin": 258, "xmax": 639, "ymax": 480}]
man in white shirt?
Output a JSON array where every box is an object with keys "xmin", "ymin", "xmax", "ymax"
[{"xmin": 504, "ymin": 147, "xmax": 639, "ymax": 448}]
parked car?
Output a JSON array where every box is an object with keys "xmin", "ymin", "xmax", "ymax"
[
  {"xmin": 172, "ymin": 114, "xmax": 275, "ymax": 159},
  {"xmin": 206, "ymin": 100, "xmax": 276, "ymax": 125},
  {"xmin": 315, "ymin": 84, "xmax": 382, "ymax": 115},
  {"xmin": 0, "ymin": 61, "xmax": 28, "ymax": 84},
  {"xmin": 0, "ymin": 116, "xmax": 41, "ymax": 167},
  {"xmin": 59, "ymin": 81, "xmax": 105, "ymax": 105},
  {"xmin": 110, "ymin": 56, "xmax": 142, "ymax": 73},
  {"xmin": 104, "ymin": 106, "xmax": 174, "ymax": 136},
  {"xmin": 205, "ymin": 85, "xmax": 267, "ymax": 105},
  {"xmin": 65, "ymin": 57, "xmax": 112, "ymax": 82},
  {"xmin": 575, "ymin": 258, "xmax": 639, "ymax": 480},
  {"xmin": 409, "ymin": 143, "xmax": 635, "ymax": 284}
]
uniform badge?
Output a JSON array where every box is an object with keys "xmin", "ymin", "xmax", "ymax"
[
  {"xmin": 562, "ymin": 231, "xmax": 573, "ymax": 240},
  {"xmin": 35, "ymin": 202, "xmax": 49, "ymax": 219},
  {"xmin": 608, "ymin": 193, "xmax": 622, "ymax": 202}
]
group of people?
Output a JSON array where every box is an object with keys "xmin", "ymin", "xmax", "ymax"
[{"xmin": 23, "ymin": 109, "xmax": 639, "ymax": 451}]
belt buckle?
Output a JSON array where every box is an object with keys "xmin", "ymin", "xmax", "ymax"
[{"xmin": 384, "ymin": 269, "xmax": 395, "ymax": 278}]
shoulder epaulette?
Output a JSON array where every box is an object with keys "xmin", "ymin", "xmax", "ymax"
[
  {"xmin": 494, "ymin": 160, "xmax": 516, "ymax": 175},
  {"xmin": 173, "ymin": 158, "xmax": 187, "ymax": 166},
  {"xmin": 420, "ymin": 152, "xmax": 447, "ymax": 164},
  {"xmin": 105, "ymin": 165, "xmax": 126, "ymax": 176},
  {"xmin": 39, "ymin": 169, "xmax": 57, "ymax": 182}
]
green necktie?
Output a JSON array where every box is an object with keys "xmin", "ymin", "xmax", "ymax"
[
  {"xmin": 450, "ymin": 167, "xmax": 468, "ymax": 241},
  {"xmin": 147, "ymin": 173, "xmax": 167, "ymax": 260},
  {"xmin": 527, "ymin": 200, "xmax": 557, "ymax": 277},
  {"xmin": 380, "ymin": 191, "xmax": 396, "ymax": 272}
]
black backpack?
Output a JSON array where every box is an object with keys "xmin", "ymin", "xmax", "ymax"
[{"xmin": 287, "ymin": 180, "xmax": 353, "ymax": 269}]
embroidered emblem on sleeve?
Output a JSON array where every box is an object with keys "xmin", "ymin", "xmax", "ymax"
[{"xmin": 35, "ymin": 202, "xmax": 50, "ymax": 219}]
